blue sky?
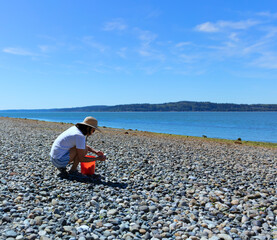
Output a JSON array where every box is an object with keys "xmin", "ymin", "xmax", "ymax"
[{"xmin": 1, "ymin": 0, "xmax": 277, "ymax": 109}]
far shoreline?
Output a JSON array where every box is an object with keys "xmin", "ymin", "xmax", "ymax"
[{"xmin": 1, "ymin": 116, "xmax": 276, "ymax": 149}]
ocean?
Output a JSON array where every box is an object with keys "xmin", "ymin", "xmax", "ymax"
[{"xmin": 0, "ymin": 111, "xmax": 276, "ymax": 143}]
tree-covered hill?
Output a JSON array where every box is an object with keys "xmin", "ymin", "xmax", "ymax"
[
  {"xmin": 49, "ymin": 101, "xmax": 277, "ymax": 112},
  {"xmin": 3, "ymin": 101, "xmax": 277, "ymax": 112}
]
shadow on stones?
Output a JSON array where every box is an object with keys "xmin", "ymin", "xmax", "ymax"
[
  {"xmin": 58, "ymin": 174, "xmax": 128, "ymax": 189},
  {"xmin": 88, "ymin": 179, "xmax": 128, "ymax": 189}
]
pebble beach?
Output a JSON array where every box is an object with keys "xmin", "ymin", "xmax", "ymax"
[{"xmin": 0, "ymin": 117, "xmax": 276, "ymax": 240}]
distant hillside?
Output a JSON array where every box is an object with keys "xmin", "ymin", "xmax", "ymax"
[
  {"xmin": 2, "ymin": 101, "xmax": 277, "ymax": 112},
  {"xmin": 47, "ymin": 101, "xmax": 277, "ymax": 112}
]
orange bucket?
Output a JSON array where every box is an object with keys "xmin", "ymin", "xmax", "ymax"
[{"xmin": 81, "ymin": 155, "xmax": 96, "ymax": 175}]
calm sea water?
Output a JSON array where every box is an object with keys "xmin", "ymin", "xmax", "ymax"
[{"xmin": 0, "ymin": 111, "xmax": 276, "ymax": 143}]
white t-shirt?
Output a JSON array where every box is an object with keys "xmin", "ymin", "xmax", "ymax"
[{"xmin": 50, "ymin": 126, "xmax": 86, "ymax": 159}]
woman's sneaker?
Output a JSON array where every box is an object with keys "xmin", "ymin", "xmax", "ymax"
[
  {"xmin": 68, "ymin": 170, "xmax": 87, "ymax": 179},
  {"xmin": 90, "ymin": 174, "xmax": 102, "ymax": 180},
  {"xmin": 57, "ymin": 168, "xmax": 69, "ymax": 178}
]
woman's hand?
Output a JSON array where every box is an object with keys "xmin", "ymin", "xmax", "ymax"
[
  {"xmin": 95, "ymin": 151, "xmax": 104, "ymax": 156},
  {"xmin": 98, "ymin": 155, "xmax": 106, "ymax": 161},
  {"xmin": 86, "ymin": 145, "xmax": 104, "ymax": 157}
]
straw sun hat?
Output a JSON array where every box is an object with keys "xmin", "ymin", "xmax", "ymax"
[{"xmin": 77, "ymin": 116, "xmax": 101, "ymax": 131}]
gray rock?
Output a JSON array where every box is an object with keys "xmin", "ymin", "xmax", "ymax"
[
  {"xmin": 63, "ymin": 226, "xmax": 74, "ymax": 232},
  {"xmin": 34, "ymin": 216, "xmax": 44, "ymax": 225},
  {"xmin": 107, "ymin": 209, "xmax": 118, "ymax": 216},
  {"xmin": 217, "ymin": 234, "xmax": 233, "ymax": 240},
  {"xmin": 129, "ymin": 223, "xmax": 140, "ymax": 233},
  {"xmin": 103, "ymin": 230, "xmax": 111, "ymax": 237},
  {"xmin": 5, "ymin": 230, "xmax": 17, "ymax": 237},
  {"xmin": 139, "ymin": 206, "xmax": 149, "ymax": 212}
]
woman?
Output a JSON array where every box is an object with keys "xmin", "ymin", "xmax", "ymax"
[{"xmin": 50, "ymin": 116, "xmax": 106, "ymax": 178}]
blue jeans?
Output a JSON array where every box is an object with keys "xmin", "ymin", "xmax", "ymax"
[{"xmin": 51, "ymin": 151, "xmax": 70, "ymax": 168}]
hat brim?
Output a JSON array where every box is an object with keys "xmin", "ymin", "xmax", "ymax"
[{"xmin": 77, "ymin": 122, "xmax": 101, "ymax": 132}]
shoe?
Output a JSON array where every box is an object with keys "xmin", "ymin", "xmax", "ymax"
[
  {"xmin": 89, "ymin": 174, "xmax": 102, "ymax": 180},
  {"xmin": 68, "ymin": 170, "xmax": 87, "ymax": 179},
  {"xmin": 57, "ymin": 168, "xmax": 69, "ymax": 178},
  {"xmin": 58, "ymin": 167, "xmax": 67, "ymax": 173}
]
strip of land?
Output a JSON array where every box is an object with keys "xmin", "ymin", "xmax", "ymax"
[{"xmin": 2, "ymin": 100, "xmax": 277, "ymax": 111}]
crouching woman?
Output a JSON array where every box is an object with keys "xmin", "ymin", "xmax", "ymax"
[{"xmin": 50, "ymin": 116, "xmax": 106, "ymax": 178}]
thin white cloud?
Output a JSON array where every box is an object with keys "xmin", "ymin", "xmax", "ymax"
[
  {"xmin": 195, "ymin": 22, "xmax": 219, "ymax": 32},
  {"xmin": 242, "ymin": 41, "xmax": 267, "ymax": 55},
  {"xmin": 263, "ymin": 26, "xmax": 277, "ymax": 39},
  {"xmin": 139, "ymin": 65, "xmax": 160, "ymax": 75},
  {"xmin": 228, "ymin": 33, "xmax": 239, "ymax": 42},
  {"xmin": 195, "ymin": 19, "xmax": 259, "ymax": 33},
  {"xmin": 134, "ymin": 28, "xmax": 164, "ymax": 60},
  {"xmin": 138, "ymin": 47, "xmax": 165, "ymax": 61},
  {"xmin": 38, "ymin": 35, "xmax": 59, "ymax": 42},
  {"xmin": 3, "ymin": 47, "xmax": 35, "ymax": 56},
  {"xmin": 252, "ymin": 52, "xmax": 277, "ymax": 69},
  {"xmin": 164, "ymin": 66, "xmax": 173, "ymax": 71},
  {"xmin": 178, "ymin": 53, "xmax": 200, "ymax": 63},
  {"xmin": 175, "ymin": 42, "xmax": 191, "ymax": 48},
  {"xmin": 117, "ymin": 47, "xmax": 127, "ymax": 58},
  {"xmin": 257, "ymin": 11, "xmax": 277, "ymax": 18},
  {"xmin": 138, "ymin": 49, "xmax": 151, "ymax": 57},
  {"xmin": 136, "ymin": 29, "xmax": 157, "ymax": 44},
  {"xmin": 38, "ymin": 45, "xmax": 55, "ymax": 53},
  {"xmin": 146, "ymin": 9, "xmax": 162, "ymax": 19},
  {"xmin": 103, "ymin": 19, "xmax": 127, "ymax": 31},
  {"xmin": 219, "ymin": 20, "xmax": 259, "ymax": 29},
  {"xmin": 74, "ymin": 60, "xmax": 130, "ymax": 74},
  {"xmin": 39, "ymin": 45, "xmax": 49, "ymax": 52},
  {"xmin": 83, "ymin": 36, "xmax": 107, "ymax": 52},
  {"xmin": 190, "ymin": 14, "xmax": 277, "ymax": 71}
]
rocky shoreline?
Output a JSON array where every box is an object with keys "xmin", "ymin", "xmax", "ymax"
[{"xmin": 0, "ymin": 117, "xmax": 276, "ymax": 240}]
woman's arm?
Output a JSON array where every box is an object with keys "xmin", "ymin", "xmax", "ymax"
[
  {"xmin": 86, "ymin": 145, "xmax": 104, "ymax": 156},
  {"xmin": 77, "ymin": 148, "xmax": 106, "ymax": 162}
]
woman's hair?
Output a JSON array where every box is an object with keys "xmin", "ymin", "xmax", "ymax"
[{"xmin": 76, "ymin": 123, "xmax": 93, "ymax": 136}]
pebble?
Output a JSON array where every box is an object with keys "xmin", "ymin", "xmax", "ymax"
[
  {"xmin": 63, "ymin": 226, "xmax": 74, "ymax": 232},
  {"xmin": 129, "ymin": 223, "xmax": 140, "ymax": 233},
  {"xmin": 0, "ymin": 117, "xmax": 276, "ymax": 240},
  {"xmin": 107, "ymin": 209, "xmax": 118, "ymax": 215},
  {"xmin": 139, "ymin": 206, "xmax": 149, "ymax": 212},
  {"xmin": 217, "ymin": 234, "xmax": 233, "ymax": 240},
  {"xmin": 5, "ymin": 230, "xmax": 17, "ymax": 237}
]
